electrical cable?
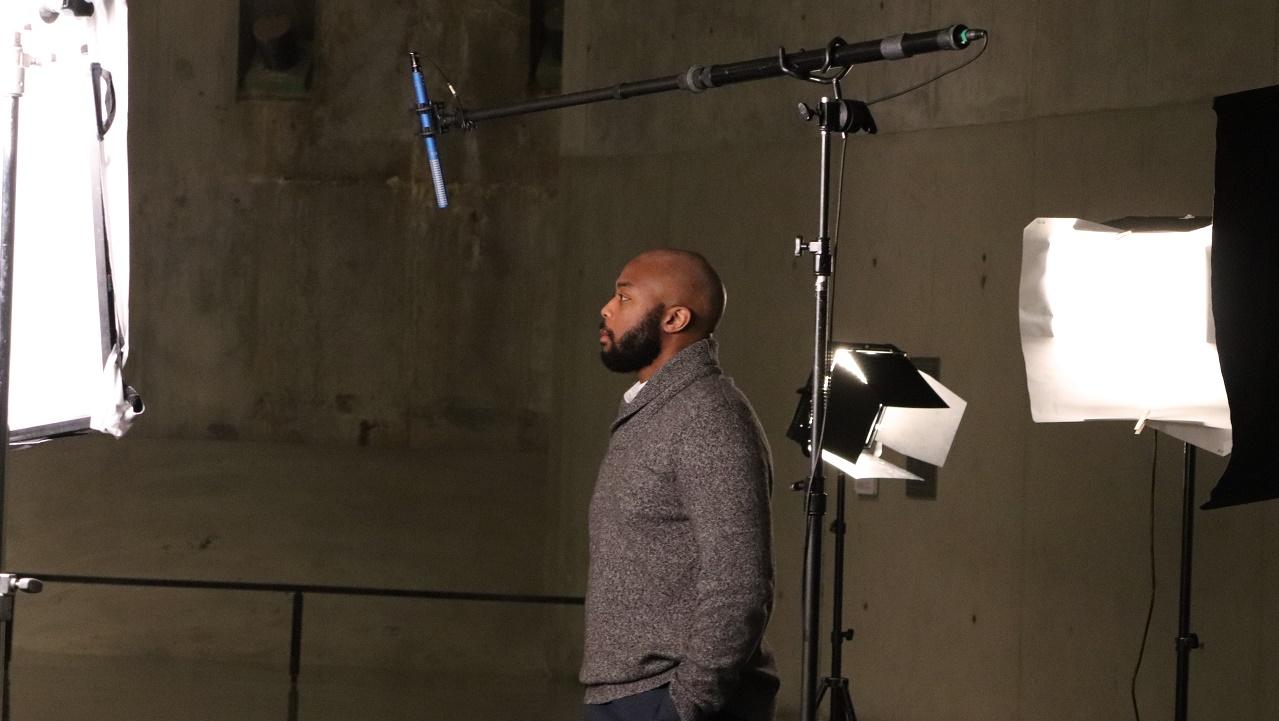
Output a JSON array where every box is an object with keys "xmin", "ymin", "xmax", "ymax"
[
  {"xmin": 1131, "ymin": 431, "xmax": 1160, "ymax": 721},
  {"xmin": 867, "ymin": 34, "xmax": 989, "ymax": 107},
  {"xmin": 422, "ymin": 54, "xmax": 463, "ymax": 106}
]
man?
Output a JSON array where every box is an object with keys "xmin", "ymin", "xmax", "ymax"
[{"xmin": 582, "ymin": 248, "xmax": 778, "ymax": 721}]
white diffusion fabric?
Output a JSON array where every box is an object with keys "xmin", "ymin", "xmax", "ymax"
[
  {"xmin": 875, "ymin": 371, "xmax": 967, "ymax": 467},
  {"xmin": 8, "ymin": 1, "xmax": 133, "ymax": 439},
  {"xmin": 1019, "ymin": 218, "xmax": 1231, "ymax": 454}
]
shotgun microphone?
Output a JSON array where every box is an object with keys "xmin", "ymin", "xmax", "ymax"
[{"xmin": 409, "ymin": 51, "xmax": 449, "ymax": 209}]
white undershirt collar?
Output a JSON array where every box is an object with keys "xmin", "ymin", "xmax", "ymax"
[{"xmin": 623, "ymin": 380, "xmax": 647, "ymax": 404}]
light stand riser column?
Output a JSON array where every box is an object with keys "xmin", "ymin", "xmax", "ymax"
[
  {"xmin": 0, "ymin": 30, "xmax": 24, "ymax": 721},
  {"xmin": 799, "ymin": 104, "xmax": 837, "ymax": 721},
  {"xmin": 1174, "ymin": 444, "xmax": 1200, "ymax": 721}
]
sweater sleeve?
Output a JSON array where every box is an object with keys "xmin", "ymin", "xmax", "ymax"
[{"xmin": 668, "ymin": 395, "xmax": 774, "ymax": 721}]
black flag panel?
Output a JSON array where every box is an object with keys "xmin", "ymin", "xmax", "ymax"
[{"xmin": 1203, "ymin": 84, "xmax": 1279, "ymax": 509}]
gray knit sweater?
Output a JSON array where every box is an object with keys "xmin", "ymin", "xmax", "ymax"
[{"xmin": 581, "ymin": 338, "xmax": 779, "ymax": 721}]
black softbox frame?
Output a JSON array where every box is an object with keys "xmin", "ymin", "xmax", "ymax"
[{"xmin": 1203, "ymin": 84, "xmax": 1279, "ymax": 509}]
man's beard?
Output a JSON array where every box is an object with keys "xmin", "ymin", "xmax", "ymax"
[{"xmin": 600, "ymin": 305, "xmax": 664, "ymax": 373}]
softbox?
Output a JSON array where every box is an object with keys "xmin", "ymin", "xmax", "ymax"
[
  {"xmin": 5, "ymin": 0, "xmax": 137, "ymax": 443},
  {"xmin": 1019, "ymin": 217, "xmax": 1231, "ymax": 455}
]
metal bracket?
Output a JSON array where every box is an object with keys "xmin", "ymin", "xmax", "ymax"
[
  {"xmin": 411, "ymin": 101, "xmax": 442, "ymax": 138},
  {"xmin": 5, "ymin": 33, "xmax": 27, "ymax": 100},
  {"xmin": 1176, "ymin": 633, "xmax": 1201, "ymax": 652},
  {"xmin": 0, "ymin": 573, "xmax": 43, "ymax": 597}
]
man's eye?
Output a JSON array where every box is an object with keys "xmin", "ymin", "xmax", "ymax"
[{"xmin": 618, "ymin": 294, "xmax": 628, "ymax": 301}]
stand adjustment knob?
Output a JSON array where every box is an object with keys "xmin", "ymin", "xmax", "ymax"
[
  {"xmin": 0, "ymin": 573, "xmax": 43, "ymax": 595},
  {"xmin": 794, "ymin": 235, "xmax": 822, "ymax": 257}
]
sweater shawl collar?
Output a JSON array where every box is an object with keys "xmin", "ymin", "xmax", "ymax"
[{"xmin": 611, "ymin": 337, "xmax": 721, "ymax": 432}]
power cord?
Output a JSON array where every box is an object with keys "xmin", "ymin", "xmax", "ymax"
[
  {"xmin": 1131, "ymin": 431, "xmax": 1160, "ymax": 721},
  {"xmin": 868, "ymin": 34, "xmax": 989, "ymax": 106}
]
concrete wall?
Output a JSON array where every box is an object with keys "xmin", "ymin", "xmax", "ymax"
[
  {"xmin": 2, "ymin": 1, "xmax": 1277, "ymax": 720},
  {"xmin": 4, "ymin": 0, "xmax": 575, "ymax": 715},
  {"xmin": 546, "ymin": 2, "xmax": 1278, "ymax": 720},
  {"xmin": 6, "ymin": 436, "xmax": 581, "ymax": 720},
  {"xmin": 125, "ymin": 0, "xmax": 561, "ymax": 453}
]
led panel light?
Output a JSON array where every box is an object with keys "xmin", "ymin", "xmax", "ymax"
[{"xmin": 790, "ymin": 343, "xmax": 967, "ymax": 481}]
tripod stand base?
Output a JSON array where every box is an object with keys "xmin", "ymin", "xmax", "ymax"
[{"xmin": 815, "ymin": 676, "xmax": 858, "ymax": 721}]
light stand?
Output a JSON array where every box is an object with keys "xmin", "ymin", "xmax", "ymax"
[
  {"xmin": 1, "ymin": 28, "xmax": 44, "ymax": 721},
  {"xmin": 0, "ymin": 31, "xmax": 20, "ymax": 721},
  {"xmin": 409, "ymin": 26, "xmax": 985, "ymax": 721},
  {"xmin": 795, "ymin": 92, "xmax": 836, "ymax": 721},
  {"xmin": 792, "ymin": 93, "xmax": 877, "ymax": 721},
  {"xmin": 1018, "ymin": 217, "xmax": 1233, "ymax": 721},
  {"xmin": 1174, "ymin": 444, "xmax": 1200, "ymax": 721},
  {"xmin": 787, "ymin": 342, "xmax": 964, "ymax": 721},
  {"xmin": 814, "ymin": 472, "xmax": 857, "ymax": 721}
]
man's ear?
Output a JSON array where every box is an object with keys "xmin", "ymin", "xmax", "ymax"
[{"xmin": 663, "ymin": 306, "xmax": 693, "ymax": 333}]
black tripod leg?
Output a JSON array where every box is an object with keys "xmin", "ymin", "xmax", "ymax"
[
  {"xmin": 1174, "ymin": 443, "xmax": 1200, "ymax": 721},
  {"xmin": 1, "ymin": 594, "xmax": 13, "ymax": 721},
  {"xmin": 825, "ymin": 677, "xmax": 857, "ymax": 721},
  {"xmin": 842, "ymin": 680, "xmax": 857, "ymax": 721}
]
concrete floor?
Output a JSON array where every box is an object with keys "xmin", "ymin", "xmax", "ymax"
[{"xmin": 10, "ymin": 654, "xmax": 584, "ymax": 721}]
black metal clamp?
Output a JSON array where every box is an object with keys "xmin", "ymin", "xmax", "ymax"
[
  {"xmin": 801, "ymin": 98, "xmax": 877, "ymax": 135},
  {"xmin": 412, "ymin": 101, "xmax": 442, "ymax": 139},
  {"xmin": 412, "ymin": 101, "xmax": 474, "ymax": 137},
  {"xmin": 778, "ymin": 36, "xmax": 853, "ymax": 85}
]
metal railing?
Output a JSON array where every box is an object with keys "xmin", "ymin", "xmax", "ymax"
[{"xmin": 11, "ymin": 572, "xmax": 584, "ymax": 721}]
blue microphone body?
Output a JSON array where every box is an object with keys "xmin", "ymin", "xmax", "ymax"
[{"xmin": 410, "ymin": 52, "xmax": 449, "ymax": 209}]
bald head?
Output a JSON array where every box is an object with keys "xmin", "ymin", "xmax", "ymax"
[
  {"xmin": 626, "ymin": 248, "xmax": 726, "ymax": 336},
  {"xmin": 598, "ymin": 248, "xmax": 728, "ymax": 380}
]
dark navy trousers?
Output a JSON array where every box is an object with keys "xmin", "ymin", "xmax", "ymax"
[
  {"xmin": 583, "ymin": 686, "xmax": 679, "ymax": 721},
  {"xmin": 583, "ymin": 685, "xmax": 750, "ymax": 721}
]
